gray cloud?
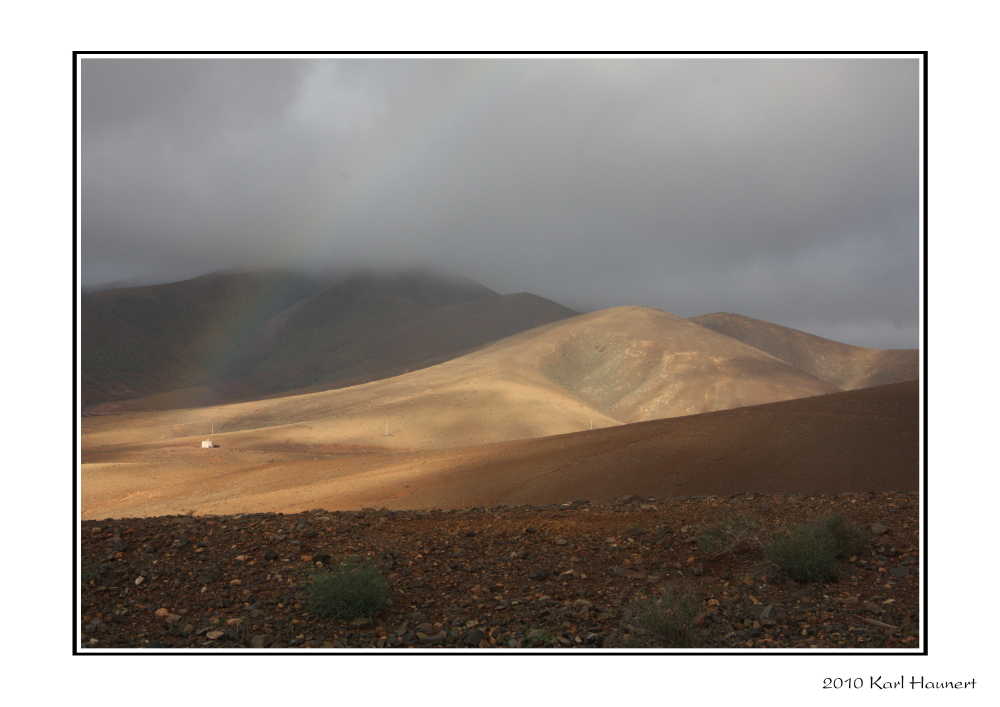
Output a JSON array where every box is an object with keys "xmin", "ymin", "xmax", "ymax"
[{"xmin": 81, "ymin": 56, "xmax": 920, "ymax": 348}]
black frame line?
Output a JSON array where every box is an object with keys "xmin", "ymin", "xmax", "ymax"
[{"xmin": 73, "ymin": 49, "xmax": 928, "ymax": 657}]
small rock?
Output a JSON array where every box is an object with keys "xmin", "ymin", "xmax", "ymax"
[
  {"xmin": 154, "ymin": 608, "xmax": 170, "ymax": 617},
  {"xmin": 263, "ymin": 549, "xmax": 278, "ymax": 560},
  {"xmin": 870, "ymin": 523, "xmax": 889, "ymax": 536},
  {"xmin": 165, "ymin": 614, "xmax": 182, "ymax": 624},
  {"xmin": 553, "ymin": 537, "xmax": 568, "ymax": 546},
  {"xmin": 889, "ymin": 566, "xmax": 910, "ymax": 577},
  {"xmin": 250, "ymin": 634, "xmax": 275, "ymax": 648},
  {"xmin": 206, "ymin": 630, "xmax": 224, "ymax": 640}
]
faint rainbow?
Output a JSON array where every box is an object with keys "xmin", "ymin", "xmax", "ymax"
[{"xmin": 195, "ymin": 61, "xmax": 503, "ymax": 398}]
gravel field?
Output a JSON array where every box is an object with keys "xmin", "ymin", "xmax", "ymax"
[{"xmin": 80, "ymin": 491, "xmax": 920, "ymax": 651}]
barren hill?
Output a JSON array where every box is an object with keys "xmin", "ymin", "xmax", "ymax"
[
  {"xmin": 689, "ymin": 312, "xmax": 918, "ymax": 390},
  {"xmin": 81, "ymin": 380, "xmax": 917, "ymax": 520},
  {"xmin": 82, "ymin": 306, "xmax": 838, "ymax": 453},
  {"xmin": 83, "ymin": 269, "xmax": 579, "ymax": 410}
]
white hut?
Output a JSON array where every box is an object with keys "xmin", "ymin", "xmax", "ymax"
[{"xmin": 201, "ymin": 439, "xmax": 216, "ymax": 448}]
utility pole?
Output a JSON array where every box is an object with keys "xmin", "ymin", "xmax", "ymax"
[{"xmin": 385, "ymin": 419, "xmax": 389, "ymax": 437}]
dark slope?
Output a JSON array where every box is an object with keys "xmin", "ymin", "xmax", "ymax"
[
  {"xmin": 82, "ymin": 270, "xmax": 320, "ymax": 403},
  {"xmin": 84, "ymin": 269, "xmax": 581, "ymax": 411},
  {"xmin": 689, "ymin": 312, "xmax": 919, "ymax": 390}
]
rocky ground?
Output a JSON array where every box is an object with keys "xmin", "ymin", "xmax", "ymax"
[{"xmin": 80, "ymin": 491, "xmax": 920, "ymax": 651}]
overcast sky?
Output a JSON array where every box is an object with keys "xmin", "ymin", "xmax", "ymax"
[{"xmin": 81, "ymin": 55, "xmax": 920, "ymax": 348}]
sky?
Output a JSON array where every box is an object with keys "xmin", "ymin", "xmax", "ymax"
[{"xmin": 80, "ymin": 55, "xmax": 921, "ymax": 349}]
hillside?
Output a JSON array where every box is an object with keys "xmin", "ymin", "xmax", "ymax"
[
  {"xmin": 83, "ymin": 269, "xmax": 579, "ymax": 410},
  {"xmin": 81, "ymin": 371, "xmax": 916, "ymax": 520},
  {"xmin": 689, "ymin": 313, "xmax": 918, "ymax": 390},
  {"xmin": 81, "ymin": 306, "xmax": 840, "ymax": 455}
]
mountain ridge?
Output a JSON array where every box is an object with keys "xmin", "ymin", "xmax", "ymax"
[{"xmin": 689, "ymin": 312, "xmax": 918, "ymax": 390}]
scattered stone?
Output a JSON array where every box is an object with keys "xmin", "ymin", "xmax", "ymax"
[
  {"xmin": 870, "ymin": 523, "xmax": 889, "ymax": 535},
  {"xmin": 80, "ymin": 493, "xmax": 919, "ymax": 651},
  {"xmin": 250, "ymin": 634, "xmax": 275, "ymax": 648}
]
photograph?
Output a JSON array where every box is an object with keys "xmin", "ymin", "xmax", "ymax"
[{"xmin": 77, "ymin": 53, "xmax": 923, "ymax": 655}]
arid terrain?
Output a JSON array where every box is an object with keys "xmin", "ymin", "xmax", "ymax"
[
  {"xmin": 81, "ymin": 491, "xmax": 919, "ymax": 650},
  {"xmin": 82, "ymin": 380, "xmax": 917, "ymax": 520},
  {"xmin": 79, "ymin": 271, "xmax": 920, "ymax": 651}
]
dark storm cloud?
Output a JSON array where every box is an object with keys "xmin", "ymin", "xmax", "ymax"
[{"xmin": 81, "ymin": 56, "xmax": 919, "ymax": 348}]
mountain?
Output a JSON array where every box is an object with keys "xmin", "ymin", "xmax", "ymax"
[
  {"xmin": 82, "ymin": 306, "xmax": 839, "ymax": 453},
  {"xmin": 82, "ymin": 270, "xmax": 322, "ymax": 404},
  {"xmin": 689, "ymin": 312, "xmax": 919, "ymax": 390},
  {"xmin": 82, "ymin": 269, "xmax": 580, "ymax": 409}
]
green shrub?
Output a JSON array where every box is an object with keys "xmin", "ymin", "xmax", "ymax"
[
  {"xmin": 766, "ymin": 525, "xmax": 840, "ymax": 582},
  {"xmin": 82, "ymin": 561, "xmax": 103, "ymax": 584},
  {"xmin": 305, "ymin": 560, "xmax": 390, "ymax": 621},
  {"xmin": 765, "ymin": 515, "xmax": 868, "ymax": 583},
  {"xmin": 619, "ymin": 587, "xmax": 702, "ymax": 648},
  {"xmin": 818, "ymin": 514, "xmax": 869, "ymax": 559}
]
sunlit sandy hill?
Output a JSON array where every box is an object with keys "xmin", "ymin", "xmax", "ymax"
[
  {"xmin": 690, "ymin": 312, "xmax": 918, "ymax": 390},
  {"xmin": 81, "ymin": 380, "xmax": 917, "ymax": 519}
]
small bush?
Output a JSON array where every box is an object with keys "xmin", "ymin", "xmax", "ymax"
[
  {"xmin": 82, "ymin": 562, "xmax": 103, "ymax": 584},
  {"xmin": 619, "ymin": 587, "xmax": 702, "ymax": 648},
  {"xmin": 697, "ymin": 512, "xmax": 766, "ymax": 557},
  {"xmin": 765, "ymin": 514, "xmax": 869, "ymax": 583},
  {"xmin": 306, "ymin": 560, "xmax": 391, "ymax": 621},
  {"xmin": 766, "ymin": 525, "xmax": 840, "ymax": 582},
  {"xmin": 818, "ymin": 514, "xmax": 869, "ymax": 559}
]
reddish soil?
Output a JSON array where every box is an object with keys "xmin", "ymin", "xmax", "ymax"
[{"xmin": 80, "ymin": 491, "xmax": 920, "ymax": 651}]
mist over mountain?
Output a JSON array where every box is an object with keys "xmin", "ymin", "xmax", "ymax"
[{"xmin": 82, "ymin": 268, "xmax": 580, "ymax": 407}]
